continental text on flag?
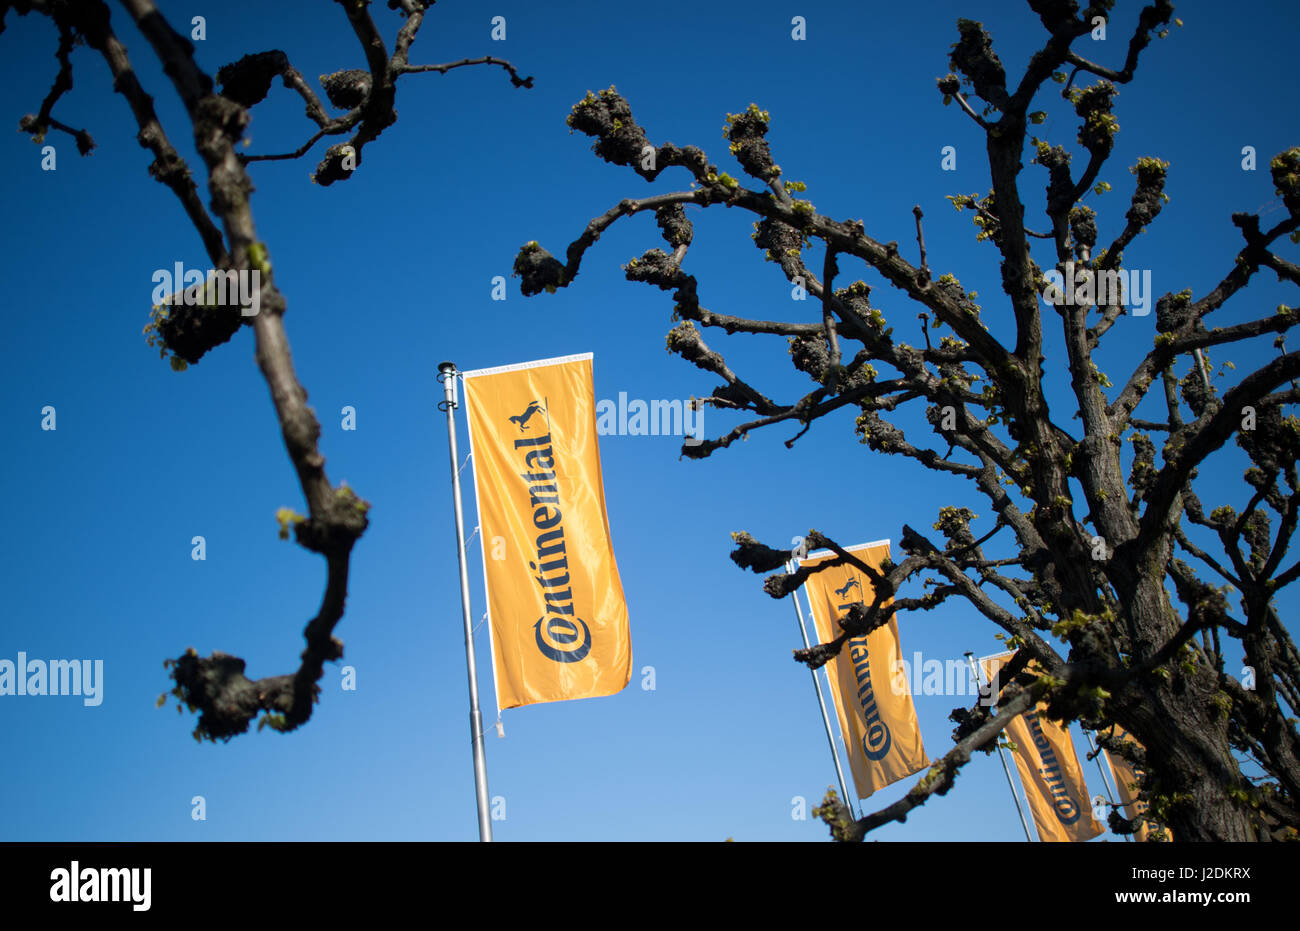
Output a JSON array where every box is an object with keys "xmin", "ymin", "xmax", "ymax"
[{"xmin": 516, "ymin": 432, "xmax": 592, "ymax": 663}]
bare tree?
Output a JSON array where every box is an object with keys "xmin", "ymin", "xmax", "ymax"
[
  {"xmin": 4, "ymin": 0, "xmax": 530, "ymax": 741},
  {"xmin": 514, "ymin": 0, "xmax": 1300, "ymax": 841}
]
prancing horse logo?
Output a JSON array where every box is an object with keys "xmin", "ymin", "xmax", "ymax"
[
  {"xmin": 509, "ymin": 400, "xmax": 546, "ymax": 431},
  {"xmin": 835, "ymin": 578, "xmax": 861, "ymax": 599}
]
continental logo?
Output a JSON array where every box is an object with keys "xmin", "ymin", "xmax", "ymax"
[
  {"xmin": 512, "ymin": 401, "xmax": 592, "ymax": 665},
  {"xmin": 834, "ymin": 578, "xmax": 860, "ymax": 599},
  {"xmin": 509, "ymin": 399, "xmax": 546, "ymax": 431},
  {"xmin": 1027, "ymin": 712, "xmax": 1081, "ymax": 824},
  {"xmin": 839, "ymin": 578, "xmax": 891, "ymax": 761}
]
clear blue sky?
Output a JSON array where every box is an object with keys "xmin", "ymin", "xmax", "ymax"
[{"xmin": 0, "ymin": 0, "xmax": 1296, "ymax": 841}]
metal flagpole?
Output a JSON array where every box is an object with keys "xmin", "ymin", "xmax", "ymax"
[
  {"xmin": 1192, "ymin": 348, "xmax": 1213, "ymax": 395},
  {"xmin": 1084, "ymin": 730, "xmax": 1132, "ymax": 842},
  {"xmin": 965, "ymin": 652, "xmax": 1035, "ymax": 842},
  {"xmin": 438, "ymin": 361, "xmax": 493, "ymax": 842},
  {"xmin": 787, "ymin": 560, "xmax": 856, "ymax": 819}
]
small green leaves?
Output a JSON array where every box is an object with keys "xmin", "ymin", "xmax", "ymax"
[
  {"xmin": 1210, "ymin": 504, "xmax": 1237, "ymax": 524},
  {"xmin": 246, "ymin": 241, "xmax": 271, "ymax": 276},
  {"xmin": 566, "ymin": 89, "xmax": 598, "ymax": 127},
  {"xmin": 1080, "ymin": 684, "xmax": 1111, "ymax": 703},
  {"xmin": 722, "ymin": 102, "xmax": 770, "ymax": 139},
  {"xmin": 1051, "ymin": 608, "xmax": 1095, "ymax": 640},
  {"xmin": 1130, "ymin": 156, "xmax": 1170, "ymax": 178},
  {"xmin": 932, "ymin": 505, "xmax": 978, "ymax": 535},
  {"xmin": 1034, "ymin": 672, "xmax": 1065, "ymax": 691},
  {"xmin": 1029, "ymin": 111, "xmax": 1047, "ymax": 125},
  {"xmin": 257, "ymin": 712, "xmax": 290, "ymax": 733},
  {"xmin": 334, "ymin": 482, "xmax": 371, "ymax": 515},
  {"xmin": 276, "ymin": 507, "xmax": 306, "ymax": 540}
]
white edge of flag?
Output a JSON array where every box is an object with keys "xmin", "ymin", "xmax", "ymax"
[
  {"xmin": 460, "ymin": 352, "xmax": 594, "ymax": 381},
  {"xmin": 798, "ymin": 539, "xmax": 892, "ymax": 564},
  {"xmin": 978, "ymin": 649, "xmax": 1018, "ymax": 666}
]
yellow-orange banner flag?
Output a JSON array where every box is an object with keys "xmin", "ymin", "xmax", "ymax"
[
  {"xmin": 1105, "ymin": 725, "xmax": 1173, "ymax": 842},
  {"xmin": 800, "ymin": 542, "xmax": 929, "ymax": 798},
  {"xmin": 461, "ymin": 353, "xmax": 632, "ymax": 710},
  {"xmin": 981, "ymin": 652, "xmax": 1104, "ymax": 842}
]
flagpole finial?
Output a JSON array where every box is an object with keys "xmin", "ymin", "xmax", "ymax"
[{"xmin": 438, "ymin": 362, "xmax": 460, "ymax": 410}]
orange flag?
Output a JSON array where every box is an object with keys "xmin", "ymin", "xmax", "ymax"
[
  {"xmin": 981, "ymin": 652, "xmax": 1104, "ymax": 842},
  {"xmin": 800, "ymin": 541, "xmax": 929, "ymax": 798},
  {"xmin": 461, "ymin": 353, "xmax": 632, "ymax": 710},
  {"xmin": 1105, "ymin": 725, "xmax": 1173, "ymax": 842}
]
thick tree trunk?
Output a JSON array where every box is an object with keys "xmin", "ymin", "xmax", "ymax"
[{"xmin": 1121, "ymin": 679, "xmax": 1256, "ymax": 841}]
